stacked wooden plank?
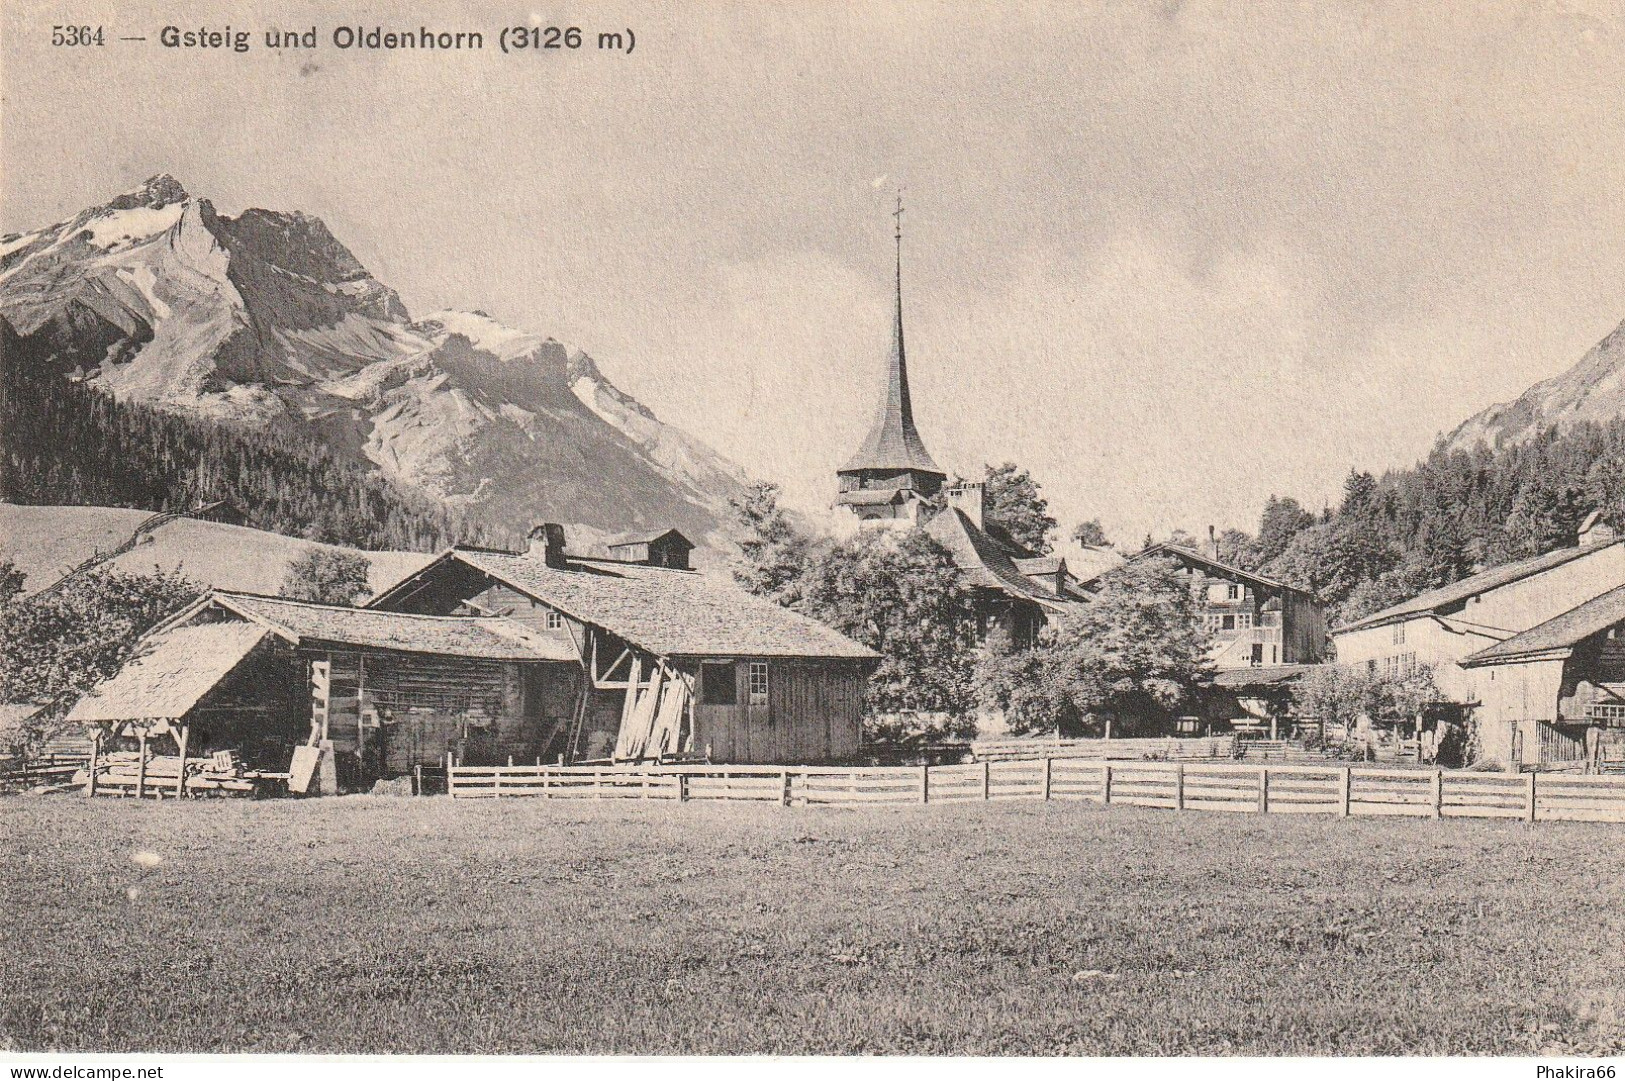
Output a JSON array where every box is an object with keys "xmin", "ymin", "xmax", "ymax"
[
  {"xmin": 970, "ymin": 736, "xmax": 1237, "ymax": 762},
  {"xmin": 74, "ymin": 750, "xmax": 271, "ymax": 797}
]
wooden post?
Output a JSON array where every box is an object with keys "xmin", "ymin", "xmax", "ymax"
[
  {"xmin": 1526, "ymin": 769, "xmax": 1537, "ymax": 822},
  {"xmin": 135, "ymin": 731, "xmax": 148, "ymax": 800},
  {"xmin": 1431, "ymin": 767, "xmax": 1443, "ymax": 819},
  {"xmin": 414, "ymin": 764, "xmax": 423, "ymax": 797},
  {"xmin": 781, "ymin": 769, "xmax": 793, "ymax": 807},
  {"xmin": 677, "ymin": 772, "xmax": 688, "ymax": 802},
  {"xmin": 920, "ymin": 763, "xmax": 930, "ymax": 804},
  {"xmin": 594, "ymin": 768, "xmax": 604, "ymax": 799},
  {"xmin": 173, "ymin": 725, "xmax": 189, "ymax": 800},
  {"xmin": 85, "ymin": 730, "xmax": 101, "ymax": 798},
  {"xmin": 1101, "ymin": 763, "xmax": 1113, "ymax": 804},
  {"xmin": 507, "ymin": 755, "xmax": 514, "ymax": 767},
  {"xmin": 1258, "ymin": 767, "xmax": 1269, "ymax": 814},
  {"xmin": 494, "ymin": 764, "xmax": 503, "ymax": 799},
  {"xmin": 982, "ymin": 759, "xmax": 992, "ymax": 801},
  {"xmin": 1339, "ymin": 766, "xmax": 1352, "ymax": 817},
  {"xmin": 1174, "ymin": 762, "xmax": 1185, "ymax": 811},
  {"xmin": 1042, "ymin": 757, "xmax": 1052, "ymax": 802}
]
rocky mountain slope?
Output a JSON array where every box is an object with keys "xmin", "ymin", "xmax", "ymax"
[
  {"xmin": 0, "ymin": 176, "xmax": 755, "ymax": 560},
  {"xmin": 1447, "ymin": 317, "xmax": 1625, "ymax": 452}
]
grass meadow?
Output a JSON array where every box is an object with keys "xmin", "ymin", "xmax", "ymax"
[{"xmin": 2, "ymin": 794, "xmax": 1622, "ymax": 1055}]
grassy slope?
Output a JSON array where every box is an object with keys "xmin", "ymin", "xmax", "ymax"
[
  {"xmin": 1, "ymin": 797, "xmax": 1621, "ymax": 1056},
  {"xmin": 0, "ymin": 504, "xmax": 436, "ymax": 597}
]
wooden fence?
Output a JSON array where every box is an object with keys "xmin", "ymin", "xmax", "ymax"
[{"xmin": 447, "ymin": 759, "xmax": 1625, "ymax": 823}]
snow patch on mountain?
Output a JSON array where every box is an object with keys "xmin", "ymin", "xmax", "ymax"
[{"xmin": 1, "ymin": 176, "xmax": 762, "ymax": 566}]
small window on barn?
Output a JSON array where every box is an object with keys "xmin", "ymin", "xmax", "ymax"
[
  {"xmin": 749, "ymin": 662, "xmax": 769, "ymax": 706},
  {"xmin": 1226, "ymin": 584, "xmax": 1241, "ymax": 601},
  {"xmin": 701, "ymin": 663, "xmax": 738, "ymax": 706},
  {"xmin": 544, "ymin": 608, "xmax": 565, "ymax": 631}
]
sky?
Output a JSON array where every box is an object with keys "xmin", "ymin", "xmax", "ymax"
[{"xmin": 6, "ymin": 0, "xmax": 1625, "ymax": 544}]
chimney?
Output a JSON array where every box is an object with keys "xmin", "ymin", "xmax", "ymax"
[
  {"xmin": 527, "ymin": 523, "xmax": 569, "ymax": 568},
  {"xmin": 1579, "ymin": 511, "xmax": 1617, "ymax": 548},
  {"xmin": 1208, "ymin": 525, "xmax": 1219, "ymax": 560},
  {"xmin": 944, "ymin": 482, "xmax": 986, "ymax": 530}
]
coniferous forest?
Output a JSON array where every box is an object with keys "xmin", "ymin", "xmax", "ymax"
[
  {"xmin": 0, "ymin": 346, "xmax": 484, "ymax": 553},
  {"xmin": 1228, "ymin": 423, "xmax": 1625, "ymax": 626}
]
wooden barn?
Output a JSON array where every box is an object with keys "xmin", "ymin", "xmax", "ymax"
[
  {"xmin": 66, "ymin": 590, "xmax": 578, "ymax": 790},
  {"xmin": 368, "ymin": 524, "xmax": 881, "ymax": 765},
  {"xmin": 1462, "ymin": 581, "xmax": 1625, "ymax": 771}
]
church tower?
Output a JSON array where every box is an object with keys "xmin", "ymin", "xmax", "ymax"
[{"xmin": 835, "ymin": 196, "xmax": 949, "ymax": 532}]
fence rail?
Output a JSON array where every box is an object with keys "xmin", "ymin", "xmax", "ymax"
[{"xmin": 446, "ymin": 759, "xmax": 1625, "ymax": 823}]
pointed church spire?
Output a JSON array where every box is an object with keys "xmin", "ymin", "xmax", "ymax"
[{"xmin": 839, "ymin": 192, "xmax": 945, "ymax": 478}]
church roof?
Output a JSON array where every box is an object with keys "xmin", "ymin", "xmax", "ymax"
[
  {"xmin": 925, "ymin": 509, "xmax": 1069, "ymax": 611},
  {"xmin": 840, "ymin": 232, "xmax": 944, "ymax": 477}
]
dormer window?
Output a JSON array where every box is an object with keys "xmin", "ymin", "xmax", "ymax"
[{"xmin": 544, "ymin": 609, "xmax": 564, "ymax": 631}]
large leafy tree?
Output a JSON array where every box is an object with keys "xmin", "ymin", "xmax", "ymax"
[
  {"xmin": 979, "ymin": 556, "xmax": 1212, "ymax": 737},
  {"xmin": 1215, "ymin": 527, "xmax": 1257, "ymax": 570},
  {"xmin": 729, "ymin": 482, "xmax": 816, "ymax": 605},
  {"xmin": 280, "ymin": 549, "xmax": 373, "ymax": 606},
  {"xmin": 799, "ymin": 530, "xmax": 979, "ymax": 740},
  {"xmin": 0, "ymin": 567, "xmax": 203, "ymax": 736},
  {"xmin": 1071, "ymin": 519, "xmax": 1110, "ymax": 548},
  {"xmin": 1292, "ymin": 662, "xmax": 1442, "ymax": 755},
  {"xmin": 982, "ymin": 462, "xmax": 1056, "ymax": 555},
  {"xmin": 1255, "ymin": 495, "xmax": 1315, "ymax": 565}
]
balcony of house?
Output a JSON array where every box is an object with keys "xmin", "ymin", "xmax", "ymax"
[{"xmin": 1206, "ymin": 616, "xmax": 1286, "ymax": 669}]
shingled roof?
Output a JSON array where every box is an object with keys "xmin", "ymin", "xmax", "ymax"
[
  {"xmin": 1463, "ymin": 583, "xmax": 1625, "ymax": 667},
  {"xmin": 1337, "ymin": 539, "xmax": 1624, "ymax": 634},
  {"xmin": 925, "ymin": 509, "xmax": 1069, "ymax": 610},
  {"xmin": 1137, "ymin": 544, "xmax": 1304, "ymax": 596},
  {"xmin": 66, "ymin": 623, "xmax": 270, "ymax": 724},
  {"xmin": 211, "ymin": 592, "xmax": 576, "ymax": 661},
  {"xmin": 379, "ymin": 550, "xmax": 879, "ymax": 661}
]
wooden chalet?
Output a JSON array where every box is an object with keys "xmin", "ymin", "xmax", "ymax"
[
  {"xmin": 65, "ymin": 590, "xmax": 577, "ymax": 791},
  {"xmin": 1130, "ymin": 539, "xmax": 1326, "ymax": 669},
  {"xmin": 367, "ymin": 524, "xmax": 880, "ymax": 765},
  {"xmin": 603, "ymin": 529, "xmax": 694, "ymax": 570}
]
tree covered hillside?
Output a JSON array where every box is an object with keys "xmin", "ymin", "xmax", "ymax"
[
  {"xmin": 1, "ymin": 328, "xmax": 484, "ymax": 553},
  {"xmin": 1225, "ymin": 422, "xmax": 1625, "ymax": 627}
]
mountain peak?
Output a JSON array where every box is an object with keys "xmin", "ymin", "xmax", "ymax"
[
  {"xmin": 1447, "ymin": 313, "xmax": 1625, "ymax": 453},
  {"xmin": 105, "ymin": 174, "xmax": 190, "ymax": 212}
]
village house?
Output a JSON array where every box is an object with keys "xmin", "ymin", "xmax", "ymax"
[
  {"xmin": 367, "ymin": 525, "xmax": 879, "ymax": 765},
  {"xmin": 1461, "ymin": 583, "xmax": 1625, "ymax": 771},
  {"xmin": 1063, "ymin": 536, "xmax": 1326, "ymax": 736},
  {"xmin": 64, "ymin": 590, "xmax": 579, "ymax": 790},
  {"xmin": 833, "ymin": 209, "xmax": 1082, "ymax": 647},
  {"xmin": 60, "ymin": 525, "xmax": 879, "ymax": 789},
  {"xmin": 1330, "ymin": 512, "xmax": 1625, "ymax": 765},
  {"xmin": 1134, "ymin": 534, "xmax": 1326, "ymax": 670}
]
